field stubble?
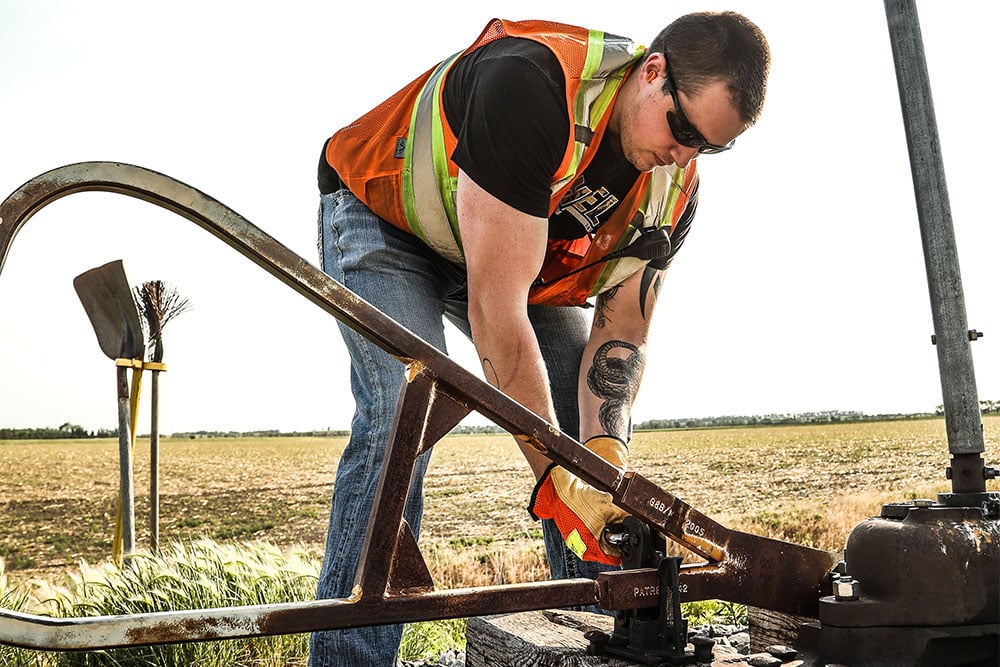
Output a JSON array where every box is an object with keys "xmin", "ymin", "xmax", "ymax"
[{"xmin": 1, "ymin": 417, "xmax": 997, "ymax": 589}]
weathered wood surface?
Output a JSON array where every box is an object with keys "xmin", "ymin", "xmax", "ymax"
[
  {"xmin": 747, "ymin": 607, "xmax": 814, "ymax": 653},
  {"xmin": 465, "ymin": 610, "xmax": 781, "ymax": 667},
  {"xmin": 465, "ymin": 610, "xmax": 627, "ymax": 667}
]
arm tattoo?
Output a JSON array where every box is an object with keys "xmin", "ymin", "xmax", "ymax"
[
  {"xmin": 482, "ymin": 357, "xmax": 499, "ymax": 387},
  {"xmin": 586, "ymin": 340, "xmax": 644, "ymax": 437},
  {"xmin": 594, "ymin": 285, "xmax": 620, "ymax": 329}
]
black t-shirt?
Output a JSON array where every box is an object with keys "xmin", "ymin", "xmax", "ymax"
[
  {"xmin": 443, "ymin": 38, "xmax": 640, "ymax": 240},
  {"xmin": 320, "ymin": 37, "xmax": 695, "ymax": 246}
]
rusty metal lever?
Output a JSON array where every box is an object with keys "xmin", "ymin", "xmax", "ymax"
[{"xmin": 0, "ymin": 163, "xmax": 840, "ymax": 651}]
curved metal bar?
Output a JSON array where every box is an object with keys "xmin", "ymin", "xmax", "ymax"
[
  {"xmin": 0, "ymin": 162, "xmax": 839, "ymax": 649},
  {"xmin": 0, "ymin": 579, "xmax": 598, "ymax": 651}
]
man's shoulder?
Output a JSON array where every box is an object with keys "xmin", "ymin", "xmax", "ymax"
[{"xmin": 457, "ymin": 36, "xmax": 562, "ymax": 82}]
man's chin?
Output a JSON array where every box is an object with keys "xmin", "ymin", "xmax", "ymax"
[{"xmin": 636, "ymin": 154, "xmax": 667, "ymax": 173}]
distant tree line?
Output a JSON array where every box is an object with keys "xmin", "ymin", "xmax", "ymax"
[
  {"xmin": 948, "ymin": 400, "xmax": 1000, "ymax": 415},
  {"xmin": 0, "ymin": 425, "xmax": 349, "ymax": 441},
  {"xmin": 643, "ymin": 401, "xmax": 1000, "ymax": 431},
  {"xmin": 169, "ymin": 429, "xmax": 350, "ymax": 439},
  {"xmin": 450, "ymin": 424, "xmax": 505, "ymax": 435},
  {"xmin": 0, "ymin": 422, "xmax": 116, "ymax": 440},
  {"xmin": 4, "ymin": 402, "xmax": 999, "ymax": 440},
  {"xmin": 635, "ymin": 409, "xmax": 931, "ymax": 431}
]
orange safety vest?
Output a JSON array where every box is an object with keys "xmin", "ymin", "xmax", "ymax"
[{"xmin": 325, "ymin": 18, "xmax": 698, "ymax": 307}]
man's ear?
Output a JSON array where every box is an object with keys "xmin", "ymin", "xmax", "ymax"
[{"xmin": 640, "ymin": 51, "xmax": 666, "ymax": 85}]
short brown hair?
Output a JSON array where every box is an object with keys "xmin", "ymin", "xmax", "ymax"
[{"xmin": 648, "ymin": 11, "xmax": 771, "ymax": 126}]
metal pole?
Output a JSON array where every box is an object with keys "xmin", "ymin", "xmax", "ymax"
[
  {"xmin": 116, "ymin": 366, "xmax": 136, "ymax": 555},
  {"xmin": 883, "ymin": 0, "xmax": 986, "ymax": 493},
  {"xmin": 150, "ymin": 369, "xmax": 160, "ymax": 552}
]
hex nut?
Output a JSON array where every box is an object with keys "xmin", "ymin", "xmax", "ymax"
[{"xmin": 833, "ymin": 576, "xmax": 860, "ymax": 601}]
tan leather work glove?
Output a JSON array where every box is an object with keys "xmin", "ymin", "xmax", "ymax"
[{"xmin": 528, "ymin": 435, "xmax": 629, "ymax": 565}]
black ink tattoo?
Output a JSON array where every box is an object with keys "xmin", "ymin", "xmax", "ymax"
[
  {"xmin": 586, "ymin": 340, "xmax": 644, "ymax": 437},
  {"xmin": 481, "ymin": 357, "xmax": 499, "ymax": 387},
  {"xmin": 594, "ymin": 285, "xmax": 620, "ymax": 329}
]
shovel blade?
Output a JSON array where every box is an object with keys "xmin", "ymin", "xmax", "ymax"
[{"xmin": 73, "ymin": 260, "xmax": 145, "ymax": 360}]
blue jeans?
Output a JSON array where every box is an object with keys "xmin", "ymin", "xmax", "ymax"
[{"xmin": 309, "ymin": 190, "xmax": 618, "ymax": 667}]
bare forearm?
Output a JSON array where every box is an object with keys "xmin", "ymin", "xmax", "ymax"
[
  {"xmin": 456, "ymin": 170, "xmax": 558, "ymax": 479},
  {"xmin": 471, "ymin": 313, "xmax": 557, "ymax": 478}
]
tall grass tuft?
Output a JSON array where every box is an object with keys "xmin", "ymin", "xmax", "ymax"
[
  {"xmin": 399, "ymin": 618, "xmax": 466, "ymax": 662},
  {"xmin": 0, "ymin": 556, "xmax": 51, "ymax": 667},
  {"xmin": 1, "ymin": 541, "xmax": 318, "ymax": 667},
  {"xmin": 1, "ymin": 541, "xmax": 469, "ymax": 666}
]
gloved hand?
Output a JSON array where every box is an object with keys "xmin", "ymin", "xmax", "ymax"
[{"xmin": 528, "ymin": 435, "xmax": 629, "ymax": 565}]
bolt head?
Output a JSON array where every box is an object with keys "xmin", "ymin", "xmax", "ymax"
[{"xmin": 833, "ymin": 577, "xmax": 860, "ymax": 601}]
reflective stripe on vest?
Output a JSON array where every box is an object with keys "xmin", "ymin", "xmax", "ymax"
[
  {"xmin": 401, "ymin": 53, "xmax": 464, "ymax": 262},
  {"xmin": 551, "ymin": 29, "xmax": 641, "ymax": 200},
  {"xmin": 402, "ymin": 25, "xmax": 644, "ymax": 265}
]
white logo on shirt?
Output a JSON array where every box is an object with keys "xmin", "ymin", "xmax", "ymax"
[{"xmin": 554, "ymin": 179, "xmax": 619, "ymax": 233}]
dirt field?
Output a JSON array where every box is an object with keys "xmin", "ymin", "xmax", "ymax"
[{"xmin": 1, "ymin": 416, "xmax": 997, "ymax": 583}]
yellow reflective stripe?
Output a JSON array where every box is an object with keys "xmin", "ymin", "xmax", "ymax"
[
  {"xmin": 552, "ymin": 31, "xmax": 640, "ymax": 197},
  {"xmin": 403, "ymin": 54, "xmax": 464, "ymax": 261},
  {"xmin": 553, "ymin": 32, "xmax": 605, "ymax": 195},
  {"xmin": 401, "ymin": 91, "xmax": 424, "ymax": 240},
  {"xmin": 662, "ymin": 164, "xmax": 687, "ymax": 226},
  {"xmin": 429, "ymin": 69, "xmax": 462, "ymax": 252},
  {"xmin": 402, "ymin": 57, "xmax": 447, "ymax": 244},
  {"xmin": 583, "ymin": 29, "xmax": 605, "ymax": 79}
]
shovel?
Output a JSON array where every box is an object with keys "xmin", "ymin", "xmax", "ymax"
[{"xmin": 73, "ymin": 260, "xmax": 145, "ymax": 562}]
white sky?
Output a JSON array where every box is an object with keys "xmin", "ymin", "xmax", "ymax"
[{"xmin": 0, "ymin": 1, "xmax": 997, "ymax": 434}]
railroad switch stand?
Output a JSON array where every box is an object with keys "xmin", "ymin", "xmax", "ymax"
[{"xmin": 587, "ymin": 517, "xmax": 714, "ymax": 665}]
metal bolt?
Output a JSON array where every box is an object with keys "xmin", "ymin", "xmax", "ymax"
[
  {"xmin": 584, "ymin": 629, "xmax": 609, "ymax": 656},
  {"xmin": 691, "ymin": 635, "xmax": 715, "ymax": 663},
  {"xmin": 604, "ymin": 531, "xmax": 629, "ymax": 547},
  {"xmin": 985, "ymin": 467, "xmax": 998, "ymax": 480},
  {"xmin": 833, "ymin": 576, "xmax": 860, "ymax": 601},
  {"xmin": 932, "ymin": 330, "xmax": 984, "ymax": 344}
]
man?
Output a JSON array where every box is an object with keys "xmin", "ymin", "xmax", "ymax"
[{"xmin": 311, "ymin": 12, "xmax": 770, "ymax": 666}]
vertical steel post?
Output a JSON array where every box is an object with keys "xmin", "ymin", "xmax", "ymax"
[
  {"xmin": 116, "ymin": 366, "xmax": 136, "ymax": 555},
  {"xmin": 883, "ymin": 0, "xmax": 986, "ymax": 493},
  {"xmin": 150, "ymin": 370, "xmax": 160, "ymax": 552}
]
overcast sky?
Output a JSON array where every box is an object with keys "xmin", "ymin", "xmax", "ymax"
[{"xmin": 1, "ymin": 1, "xmax": 997, "ymax": 434}]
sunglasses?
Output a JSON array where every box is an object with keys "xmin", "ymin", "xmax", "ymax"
[{"xmin": 662, "ymin": 52, "xmax": 734, "ymax": 155}]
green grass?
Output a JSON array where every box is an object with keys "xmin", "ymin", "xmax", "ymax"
[
  {"xmin": 0, "ymin": 541, "xmax": 466, "ymax": 667},
  {"xmin": 682, "ymin": 599, "xmax": 747, "ymax": 627},
  {"xmin": 0, "ymin": 541, "xmax": 318, "ymax": 667},
  {"xmin": 399, "ymin": 618, "xmax": 466, "ymax": 662}
]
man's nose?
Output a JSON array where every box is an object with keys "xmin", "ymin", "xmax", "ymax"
[{"xmin": 672, "ymin": 145, "xmax": 700, "ymax": 169}]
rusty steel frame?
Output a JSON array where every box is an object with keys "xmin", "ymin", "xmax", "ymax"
[{"xmin": 0, "ymin": 162, "xmax": 840, "ymax": 651}]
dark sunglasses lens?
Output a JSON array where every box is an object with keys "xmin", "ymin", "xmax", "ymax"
[
  {"xmin": 666, "ymin": 111, "xmax": 704, "ymax": 149},
  {"xmin": 667, "ymin": 111, "xmax": 734, "ymax": 154}
]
